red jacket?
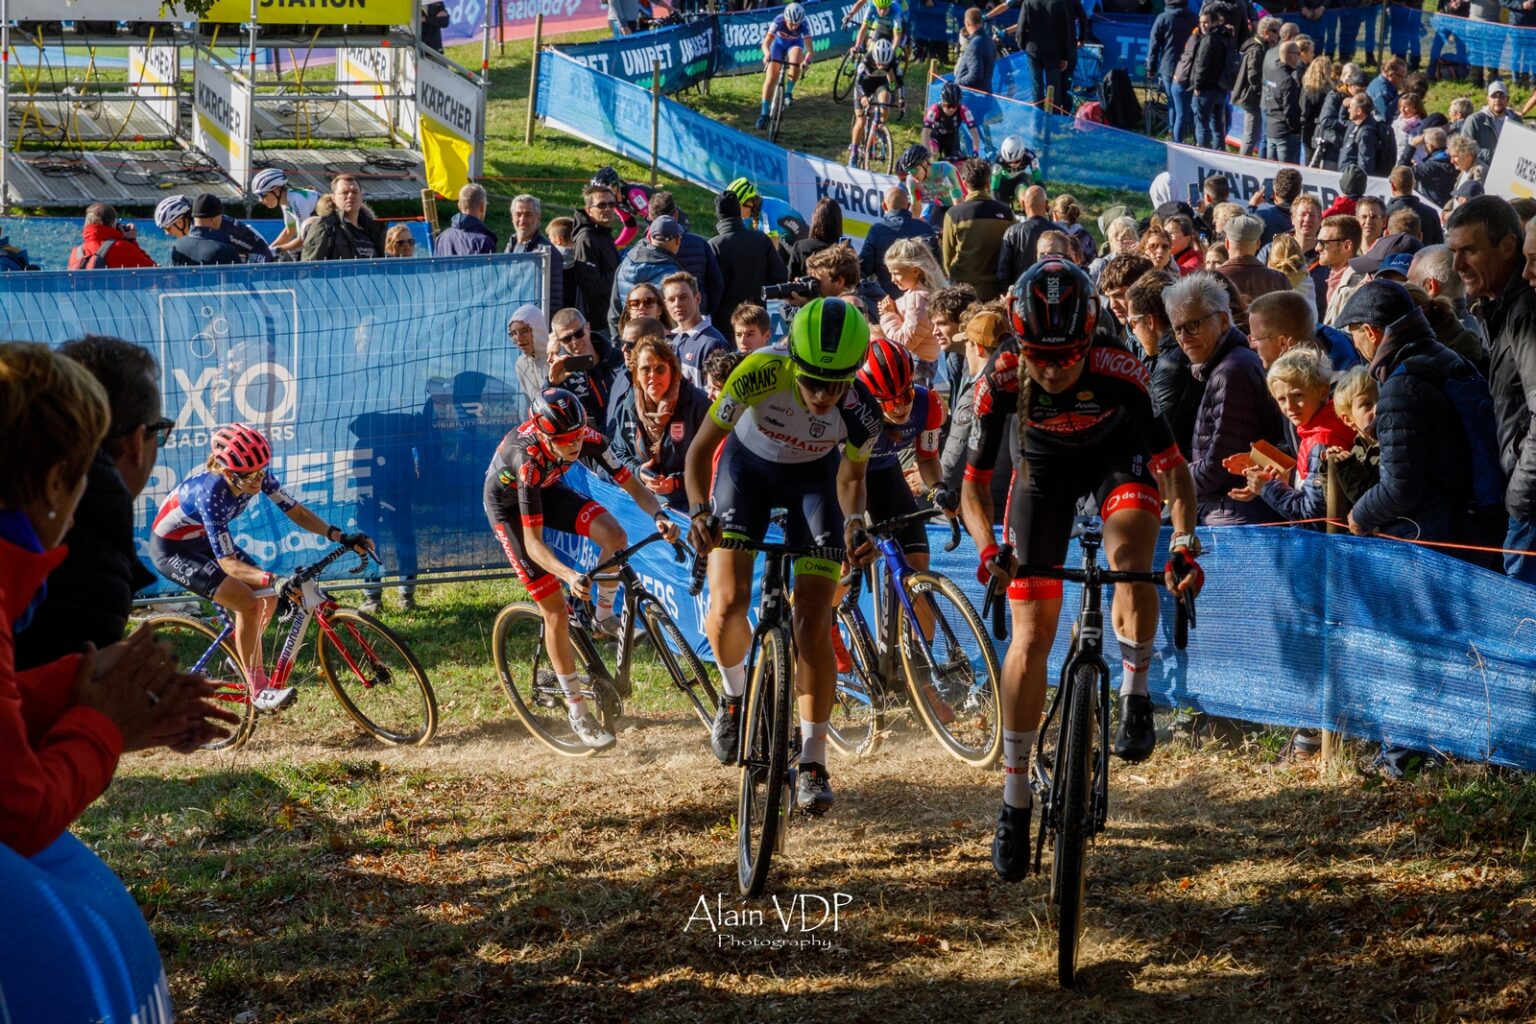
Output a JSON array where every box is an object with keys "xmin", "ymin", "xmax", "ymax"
[
  {"xmin": 0, "ymin": 536, "xmax": 123, "ymax": 857},
  {"xmin": 1295, "ymin": 402, "xmax": 1356, "ymax": 482},
  {"xmin": 67, "ymin": 224, "xmax": 156, "ymax": 270},
  {"xmin": 1173, "ymin": 244, "xmax": 1203, "ymax": 276},
  {"xmin": 1320, "ymin": 195, "xmax": 1358, "ymax": 220}
]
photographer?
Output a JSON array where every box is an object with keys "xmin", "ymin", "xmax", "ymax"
[{"xmin": 773, "ymin": 244, "xmax": 884, "ymax": 316}]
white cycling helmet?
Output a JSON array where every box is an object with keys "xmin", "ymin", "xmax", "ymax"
[
  {"xmin": 153, "ymin": 194, "xmax": 192, "ymax": 230},
  {"xmin": 250, "ymin": 167, "xmax": 288, "ymax": 196},
  {"xmin": 999, "ymin": 135, "xmax": 1029, "ymax": 166},
  {"xmin": 785, "ymin": 2, "xmax": 806, "ymax": 26},
  {"xmin": 870, "ymin": 37, "xmax": 896, "ymax": 68}
]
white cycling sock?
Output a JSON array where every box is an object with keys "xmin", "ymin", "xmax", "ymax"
[
  {"xmin": 1116, "ymin": 630, "xmax": 1154, "ymax": 698},
  {"xmin": 558, "ymin": 672, "xmax": 587, "ymax": 720},
  {"xmin": 595, "ymin": 582, "xmax": 618, "ymax": 619},
  {"xmin": 801, "ymin": 719, "xmax": 830, "ymax": 766},
  {"xmin": 720, "ymin": 660, "xmax": 747, "ymax": 699},
  {"xmin": 1003, "ymin": 729, "xmax": 1035, "ymax": 809}
]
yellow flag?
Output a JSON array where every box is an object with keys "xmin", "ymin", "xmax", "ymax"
[{"xmin": 419, "ymin": 115, "xmax": 473, "ymax": 199}]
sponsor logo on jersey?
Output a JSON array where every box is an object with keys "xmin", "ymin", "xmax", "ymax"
[
  {"xmin": 519, "ymin": 462, "xmax": 541, "ymax": 487},
  {"xmin": 809, "ymin": 419, "xmax": 827, "ymax": 438},
  {"xmin": 731, "ymin": 367, "xmax": 779, "ymax": 399}
]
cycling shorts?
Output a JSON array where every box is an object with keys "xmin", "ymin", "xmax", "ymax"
[
  {"xmin": 1005, "ymin": 422, "xmax": 1162, "ymax": 602},
  {"xmin": 768, "ymin": 37, "xmax": 806, "ymax": 64},
  {"xmin": 712, "ymin": 433, "xmax": 844, "ymax": 580},
  {"xmin": 929, "ymin": 131, "xmax": 962, "ymax": 161},
  {"xmin": 858, "ymin": 73, "xmax": 900, "ymax": 99},
  {"xmin": 865, "ymin": 463, "xmax": 928, "ymax": 555},
  {"xmin": 487, "ymin": 483, "xmax": 605, "ymax": 602},
  {"xmin": 149, "ymin": 535, "xmax": 257, "ymax": 599}
]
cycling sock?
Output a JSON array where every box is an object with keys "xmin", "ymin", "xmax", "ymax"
[
  {"xmin": 720, "ymin": 660, "xmax": 747, "ymax": 698},
  {"xmin": 760, "ymin": 98, "xmax": 770, "ymax": 116},
  {"xmin": 1116, "ymin": 630, "xmax": 1153, "ymax": 698},
  {"xmin": 557, "ymin": 672, "xmax": 585, "ymax": 717},
  {"xmin": 595, "ymin": 582, "xmax": 618, "ymax": 619},
  {"xmin": 248, "ymin": 667, "xmax": 270, "ymax": 693},
  {"xmin": 785, "ymin": 78, "xmax": 795, "ymax": 97},
  {"xmin": 1002, "ymin": 729, "xmax": 1035, "ymax": 809},
  {"xmin": 801, "ymin": 719, "xmax": 829, "ymax": 766}
]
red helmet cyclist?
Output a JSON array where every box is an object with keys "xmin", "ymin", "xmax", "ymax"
[
  {"xmin": 210, "ymin": 422, "xmax": 272, "ymax": 474},
  {"xmin": 1007, "ymin": 258, "xmax": 1100, "ymax": 367},
  {"xmin": 530, "ymin": 387, "xmax": 588, "ymax": 446},
  {"xmin": 857, "ymin": 336, "xmax": 916, "ymax": 409}
]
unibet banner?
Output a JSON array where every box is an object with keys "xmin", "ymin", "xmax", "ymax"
[
  {"xmin": 129, "ymin": 45, "xmax": 180, "ymax": 131},
  {"xmin": 1485, "ymin": 121, "xmax": 1536, "ymax": 201},
  {"xmin": 712, "ymin": 0, "xmax": 862, "ymax": 78},
  {"xmin": 559, "ymin": 17, "xmax": 717, "ymax": 94},
  {"xmin": 193, "ymin": 58, "xmax": 252, "ymax": 188},
  {"xmin": 201, "ymin": 0, "xmax": 415, "ymax": 25},
  {"xmin": 416, "ymin": 55, "xmax": 484, "ymax": 197},
  {"xmin": 786, "ymin": 151, "xmax": 898, "ymax": 245},
  {"xmin": 1165, "ymin": 141, "xmax": 1391, "ymax": 212}
]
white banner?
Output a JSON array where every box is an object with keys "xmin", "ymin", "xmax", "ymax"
[
  {"xmin": 415, "ymin": 54, "xmax": 484, "ymax": 177},
  {"xmin": 1165, "ymin": 142, "xmax": 1391, "ymax": 212},
  {"xmin": 1485, "ymin": 121, "xmax": 1536, "ymax": 200},
  {"xmin": 339, "ymin": 46, "xmax": 416, "ymax": 142},
  {"xmin": 193, "ymin": 58, "xmax": 251, "ymax": 188},
  {"xmin": 129, "ymin": 46, "xmax": 180, "ymax": 130},
  {"xmin": 12, "ymin": 0, "xmax": 175, "ymax": 18},
  {"xmin": 785, "ymin": 152, "xmax": 900, "ymax": 249}
]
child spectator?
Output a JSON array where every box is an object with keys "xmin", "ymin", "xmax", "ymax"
[
  {"xmin": 1242, "ymin": 347, "xmax": 1357, "ymax": 523},
  {"xmin": 1324, "ymin": 365, "xmax": 1380, "ymax": 507},
  {"xmin": 880, "ymin": 236, "xmax": 948, "ymax": 385},
  {"xmin": 703, "ymin": 348, "xmax": 742, "ymax": 401},
  {"xmin": 729, "ymin": 302, "xmax": 772, "ymax": 352},
  {"xmin": 1204, "ymin": 243, "xmax": 1229, "ymax": 271},
  {"xmin": 1050, "ymin": 194, "xmax": 1095, "ymax": 266}
]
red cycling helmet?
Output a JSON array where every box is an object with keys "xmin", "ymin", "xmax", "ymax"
[
  {"xmin": 210, "ymin": 423, "xmax": 272, "ymax": 474},
  {"xmin": 531, "ymin": 387, "xmax": 587, "ymax": 443},
  {"xmin": 857, "ymin": 337, "xmax": 915, "ymax": 404},
  {"xmin": 1007, "ymin": 258, "xmax": 1099, "ymax": 364}
]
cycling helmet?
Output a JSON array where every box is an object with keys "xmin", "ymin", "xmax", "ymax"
[
  {"xmin": 870, "ymin": 37, "xmax": 896, "ymax": 68},
  {"xmin": 725, "ymin": 177, "xmax": 759, "ymax": 207},
  {"xmin": 940, "ymin": 81, "xmax": 963, "ymax": 106},
  {"xmin": 1007, "ymin": 259, "xmax": 1099, "ymax": 360},
  {"xmin": 153, "ymin": 194, "xmax": 192, "ymax": 230},
  {"xmin": 895, "ymin": 143, "xmax": 931, "ymax": 175},
  {"xmin": 591, "ymin": 166, "xmax": 622, "ymax": 191},
  {"xmin": 999, "ymin": 135, "xmax": 1029, "ymax": 166},
  {"xmin": 858, "ymin": 337, "xmax": 915, "ymax": 403},
  {"xmin": 784, "ymin": 2, "xmax": 806, "ymax": 26},
  {"xmin": 250, "ymin": 167, "xmax": 288, "ymax": 196},
  {"xmin": 530, "ymin": 387, "xmax": 588, "ymax": 442},
  {"xmin": 210, "ymin": 423, "xmax": 272, "ymax": 475},
  {"xmin": 872, "ymin": 0, "xmax": 893, "ymax": 10},
  {"xmin": 788, "ymin": 297, "xmax": 870, "ymax": 381}
]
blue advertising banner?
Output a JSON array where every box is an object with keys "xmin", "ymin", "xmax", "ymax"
[
  {"xmin": 1385, "ymin": 3, "xmax": 1536, "ymax": 76},
  {"xmin": 711, "ymin": 0, "xmax": 862, "ymax": 77},
  {"xmin": 557, "ymin": 16, "xmax": 718, "ymax": 92},
  {"xmin": 0, "ymin": 254, "xmax": 547, "ymax": 594}
]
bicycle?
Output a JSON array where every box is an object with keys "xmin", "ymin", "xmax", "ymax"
[
  {"xmin": 830, "ymin": 506, "xmax": 1002, "ymax": 768},
  {"xmin": 143, "ymin": 545, "xmax": 438, "ymax": 751},
  {"xmin": 983, "ymin": 518, "xmax": 1195, "ymax": 988},
  {"xmin": 493, "ymin": 532, "xmax": 718, "ymax": 758},
  {"xmin": 689, "ymin": 518, "xmax": 829, "ymax": 897},
  {"xmin": 851, "ymin": 99, "xmax": 896, "ymax": 172},
  {"xmin": 764, "ymin": 55, "xmax": 807, "ymax": 143},
  {"xmin": 832, "ymin": 45, "xmax": 859, "ymax": 104}
]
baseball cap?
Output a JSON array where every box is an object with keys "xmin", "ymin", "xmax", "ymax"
[
  {"xmin": 1350, "ymin": 232, "xmax": 1423, "ymax": 276},
  {"xmin": 1337, "ymin": 279, "xmax": 1415, "ymax": 328},
  {"xmin": 648, "ymin": 215, "xmax": 683, "ymax": 241},
  {"xmin": 1489, "ymin": 79, "xmax": 1508, "ymax": 97},
  {"xmin": 1376, "ymin": 252, "xmax": 1415, "ymax": 280},
  {"xmin": 191, "ymin": 193, "xmax": 223, "ymax": 218},
  {"xmin": 965, "ymin": 309, "xmax": 1007, "ymax": 350},
  {"xmin": 1454, "ymin": 179, "xmax": 1485, "ymax": 200}
]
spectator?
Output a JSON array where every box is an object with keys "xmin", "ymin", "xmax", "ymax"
[
  {"xmin": 67, "ymin": 204, "xmax": 155, "ymax": 270},
  {"xmin": 617, "ymin": 281, "xmax": 672, "ymax": 341},
  {"xmin": 1149, "ymin": 0, "xmax": 1198, "ymax": 143},
  {"xmin": 1355, "ymin": 194, "xmax": 1388, "ymax": 251},
  {"xmin": 1016, "ymin": 0, "xmax": 1076, "ymax": 110},
  {"xmin": 1393, "ymin": 92, "xmax": 1430, "ymax": 165},
  {"xmin": 710, "ymin": 191, "xmax": 787, "ymax": 342},
  {"xmin": 997, "ymin": 185, "xmax": 1056, "ymax": 289},
  {"xmin": 1051, "ymin": 194, "xmax": 1095, "ymax": 266},
  {"xmin": 1089, "ymin": 215, "xmax": 1142, "ymax": 284},
  {"xmin": 1414, "ymin": 127, "xmax": 1459, "ymax": 208},
  {"xmin": 1141, "ymin": 226, "xmax": 1175, "ymax": 275},
  {"xmin": 1408, "ymin": 243, "xmax": 1488, "ymax": 356},
  {"xmin": 608, "ymin": 216, "xmax": 686, "ymax": 338},
  {"xmin": 607, "ymin": 0, "xmax": 640, "ymax": 35},
  {"xmin": 607, "ymin": 313, "xmax": 665, "ymax": 430},
  {"xmin": 730, "ymin": 303, "xmax": 773, "ymax": 352},
  {"xmin": 546, "ymin": 307, "xmax": 621, "ymax": 426},
  {"xmin": 1127, "ymin": 274, "xmax": 1203, "ymax": 456},
  {"xmin": 1407, "ymin": 281, "xmax": 1485, "ymax": 366},
  {"xmin": 1353, "ymin": 225, "xmax": 1426, "ymax": 275},
  {"xmin": 1318, "ymin": 214, "xmax": 1367, "ymax": 325},
  {"xmin": 863, "ymin": 188, "xmax": 938, "ymax": 299},
  {"xmin": 608, "ymin": 335, "xmax": 710, "ymax": 512},
  {"xmin": 1233, "ymin": 16, "xmax": 1279, "ymax": 157},
  {"xmin": 508, "ymin": 305, "xmax": 550, "ymax": 407},
  {"xmin": 189, "ymin": 193, "xmax": 272, "ymax": 264},
  {"xmin": 549, "ymin": 216, "xmax": 607, "ymax": 323},
  {"xmin": 930, "ymin": 282, "xmax": 977, "ymax": 408},
  {"xmin": 789, "ymin": 198, "xmax": 842, "ymax": 280},
  {"xmin": 420, "ymin": 0, "xmax": 450, "ymax": 51},
  {"xmin": 805, "ymin": 243, "xmax": 880, "ymax": 315},
  {"xmin": 1463, "ymin": 80, "xmax": 1523, "ymax": 166},
  {"xmin": 1244, "ymin": 347, "xmax": 1356, "ymax": 523},
  {"xmin": 879, "ymin": 237, "xmax": 948, "ymax": 385},
  {"xmin": 1169, "ymin": 272, "xmax": 1290, "ymax": 524},
  {"xmin": 0, "ymin": 224, "xmax": 32, "ymax": 271},
  {"xmin": 1249, "ymin": 287, "xmax": 1362, "ymax": 373},
  {"xmin": 383, "ymin": 225, "xmax": 416, "ymax": 257},
  {"xmin": 954, "ymin": 7, "xmax": 997, "ymax": 92},
  {"xmin": 1448, "ymin": 196, "xmax": 1536, "ymax": 579},
  {"xmin": 1320, "ymin": 166, "xmax": 1367, "ymax": 220},
  {"xmin": 1204, "ymin": 243, "xmax": 1228, "ymax": 271},
  {"xmin": 1386, "ymin": 167, "xmax": 1445, "ymax": 246},
  {"xmin": 1262, "ymin": 39, "xmax": 1304, "ymax": 163},
  {"xmin": 1217, "ymin": 214, "xmax": 1291, "ymax": 307},
  {"xmin": 1324, "ymin": 366, "xmax": 1381, "ymax": 507},
  {"xmin": 939, "ymin": 303, "xmax": 1013, "ymax": 518},
  {"xmin": 1300, "ymin": 56, "xmax": 1336, "ymax": 165},
  {"xmin": 1447, "ymin": 131, "xmax": 1487, "ymax": 193},
  {"xmin": 1446, "ymin": 95, "xmax": 1475, "ymax": 138},
  {"xmin": 649, "ymin": 191, "xmax": 722, "ymax": 315},
  {"xmin": 1099, "ymin": 253, "xmax": 1157, "ymax": 339},
  {"xmin": 1176, "ymin": 6, "xmax": 1239, "ymax": 151},
  {"xmin": 1288, "ymin": 193, "xmax": 1325, "ymax": 276},
  {"xmin": 573, "ymin": 183, "xmax": 623, "ymax": 307},
  {"xmin": 703, "ymin": 348, "xmax": 741, "ymax": 401},
  {"xmin": 506, "ymin": 194, "xmax": 564, "ymax": 313},
  {"xmin": 1196, "ymin": 173, "xmax": 1231, "ymax": 239},
  {"xmin": 1267, "ymin": 232, "xmax": 1319, "ymax": 320},
  {"xmin": 302, "ymin": 175, "xmax": 387, "ymax": 261},
  {"xmin": 942, "ymin": 158, "xmax": 1012, "ymax": 302},
  {"xmin": 663, "ymin": 270, "xmax": 732, "ymax": 389},
  {"xmin": 1387, "ymin": 206, "xmax": 1424, "ymax": 243},
  {"xmin": 1253, "ymin": 167, "xmax": 1303, "ymax": 246},
  {"xmin": 433, "ymin": 183, "xmax": 497, "ymax": 256},
  {"xmin": 1338, "ymin": 94, "xmax": 1384, "ymax": 174},
  {"xmin": 171, "ymin": 195, "xmax": 242, "ymax": 267},
  {"xmin": 1166, "ymin": 214, "xmax": 1204, "ymax": 275},
  {"xmin": 1368, "ymin": 57, "xmax": 1406, "ymax": 123}
]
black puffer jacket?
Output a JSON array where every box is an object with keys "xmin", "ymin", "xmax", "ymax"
[
  {"xmin": 1150, "ymin": 329, "xmax": 1205, "ymax": 458},
  {"xmin": 1482, "ymin": 268, "xmax": 1536, "ymax": 519},
  {"xmin": 571, "ymin": 208, "xmax": 621, "ymax": 303},
  {"xmin": 1313, "ymin": 89, "xmax": 1350, "ymax": 166},
  {"xmin": 1351, "ymin": 308, "xmax": 1477, "ymax": 540},
  {"xmin": 1177, "ymin": 24, "xmax": 1237, "ymax": 92},
  {"xmin": 1231, "ymin": 36, "xmax": 1266, "ymax": 110},
  {"xmin": 1189, "ymin": 327, "xmax": 1290, "ymax": 524}
]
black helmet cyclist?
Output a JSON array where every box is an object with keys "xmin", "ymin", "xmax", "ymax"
[
  {"xmin": 590, "ymin": 166, "xmax": 622, "ymax": 191},
  {"xmin": 895, "ymin": 144, "xmax": 931, "ymax": 176},
  {"xmin": 1007, "ymin": 258, "xmax": 1100, "ymax": 366},
  {"xmin": 940, "ymin": 81, "xmax": 963, "ymax": 107},
  {"xmin": 530, "ymin": 387, "xmax": 588, "ymax": 446}
]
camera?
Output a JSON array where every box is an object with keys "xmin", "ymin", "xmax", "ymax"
[{"xmin": 762, "ymin": 276, "xmax": 820, "ymax": 302}]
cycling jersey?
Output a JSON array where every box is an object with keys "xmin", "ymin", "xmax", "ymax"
[
  {"xmin": 923, "ymin": 102, "xmax": 976, "ymax": 139},
  {"xmin": 152, "ymin": 469, "xmax": 298, "ymax": 560},
  {"xmin": 991, "ymin": 166, "xmax": 1036, "ymax": 207},
  {"xmin": 868, "ymin": 385, "xmax": 945, "ymax": 472},
  {"xmin": 613, "ymin": 182, "xmax": 653, "ymax": 249},
  {"xmin": 708, "ymin": 348, "xmax": 883, "ymax": 465},
  {"xmin": 903, "ymin": 162, "xmax": 963, "ymax": 222},
  {"xmin": 767, "ymin": 13, "xmax": 811, "ymax": 62},
  {"xmin": 861, "ymin": 1, "xmax": 905, "ymax": 38},
  {"xmin": 280, "ymin": 187, "xmax": 321, "ymax": 236},
  {"xmin": 752, "ymin": 196, "xmax": 809, "ymax": 244}
]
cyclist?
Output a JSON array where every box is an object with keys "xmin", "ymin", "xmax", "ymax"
[
  {"xmin": 153, "ymin": 194, "xmax": 193, "ymax": 239},
  {"xmin": 250, "ymin": 167, "xmax": 320, "ymax": 259},
  {"xmin": 958, "ymin": 260, "xmax": 1202, "ymax": 882},
  {"xmin": 990, "ymin": 136, "xmax": 1040, "ymax": 211},
  {"xmin": 150, "ymin": 423, "xmax": 375, "ymax": 713},
  {"xmin": 894, "ymin": 144, "xmax": 962, "ymax": 227},
  {"xmin": 848, "ymin": 38, "xmax": 902, "ymax": 168},
  {"xmin": 591, "ymin": 166, "xmax": 654, "ymax": 249},
  {"xmin": 922, "ymin": 81, "xmax": 982, "ymax": 162},
  {"xmin": 724, "ymin": 177, "xmax": 809, "ymax": 248},
  {"xmin": 484, "ymin": 388, "xmax": 680, "ymax": 751},
  {"xmin": 685, "ymin": 298, "xmax": 882, "ymax": 814},
  {"xmin": 850, "ymin": 0, "xmax": 906, "ymax": 68},
  {"xmin": 758, "ymin": 2, "xmax": 815, "ymax": 131}
]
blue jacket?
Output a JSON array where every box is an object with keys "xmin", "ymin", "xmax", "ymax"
[
  {"xmin": 674, "ymin": 232, "xmax": 725, "ymax": 318},
  {"xmin": 1148, "ymin": 1, "xmax": 1199, "ymax": 83},
  {"xmin": 434, "ymin": 213, "xmax": 497, "ymax": 256},
  {"xmin": 1189, "ymin": 328, "xmax": 1291, "ymax": 525},
  {"xmin": 954, "ymin": 29, "xmax": 997, "ymax": 91},
  {"xmin": 1260, "ymin": 443, "xmax": 1330, "ymax": 523},
  {"xmin": 1316, "ymin": 322, "xmax": 1362, "ymax": 372},
  {"xmin": 1252, "ymin": 203, "xmax": 1292, "ymax": 248},
  {"xmin": 1366, "ymin": 74, "xmax": 1399, "ymax": 126},
  {"xmin": 1351, "ymin": 308, "xmax": 1477, "ymax": 540},
  {"xmin": 860, "ymin": 209, "xmax": 939, "ymax": 299},
  {"xmin": 606, "ymin": 241, "xmax": 684, "ymax": 338}
]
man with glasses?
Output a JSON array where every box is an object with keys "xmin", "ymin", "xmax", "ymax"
[
  {"xmin": 302, "ymin": 174, "xmax": 388, "ymax": 262},
  {"xmin": 572, "ymin": 184, "xmax": 622, "ymax": 309},
  {"xmin": 959, "ymin": 259, "xmax": 1202, "ymax": 882},
  {"xmin": 546, "ymin": 308, "xmax": 622, "ymax": 430},
  {"xmin": 14, "ymin": 337, "xmax": 175, "ymax": 669},
  {"xmin": 1317, "ymin": 214, "xmax": 1366, "ymax": 326}
]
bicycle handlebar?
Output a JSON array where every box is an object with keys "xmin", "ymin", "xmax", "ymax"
[
  {"xmin": 981, "ymin": 542, "xmax": 1012, "ymax": 641},
  {"xmin": 862, "ymin": 505, "xmax": 962, "ymax": 553},
  {"xmin": 577, "ymin": 532, "xmax": 686, "ymax": 592},
  {"xmin": 291, "ymin": 544, "xmax": 372, "ymax": 584}
]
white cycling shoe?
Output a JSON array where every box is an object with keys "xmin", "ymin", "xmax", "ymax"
[{"xmin": 252, "ymin": 685, "xmax": 297, "ymax": 713}]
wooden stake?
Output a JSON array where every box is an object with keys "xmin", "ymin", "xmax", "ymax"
[
  {"xmin": 650, "ymin": 57, "xmax": 661, "ymax": 187},
  {"xmin": 523, "ymin": 14, "xmax": 543, "ymax": 146}
]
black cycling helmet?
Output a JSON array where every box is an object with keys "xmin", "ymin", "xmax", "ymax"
[
  {"xmin": 940, "ymin": 81, "xmax": 963, "ymax": 106},
  {"xmin": 1008, "ymin": 258, "xmax": 1099, "ymax": 362},
  {"xmin": 896, "ymin": 144, "xmax": 931, "ymax": 175},
  {"xmin": 530, "ymin": 387, "xmax": 587, "ymax": 441},
  {"xmin": 590, "ymin": 166, "xmax": 622, "ymax": 191}
]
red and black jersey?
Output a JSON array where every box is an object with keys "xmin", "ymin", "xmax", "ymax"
[
  {"xmin": 482, "ymin": 421, "xmax": 632, "ymax": 530},
  {"xmin": 965, "ymin": 336, "xmax": 1183, "ymax": 483}
]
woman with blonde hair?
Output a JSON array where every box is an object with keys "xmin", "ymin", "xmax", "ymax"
[
  {"xmin": 1265, "ymin": 232, "xmax": 1317, "ymax": 319},
  {"xmin": 880, "ymin": 235, "xmax": 948, "ymax": 385},
  {"xmin": 1051, "ymin": 193, "xmax": 1094, "ymax": 266},
  {"xmin": 1300, "ymin": 55, "xmax": 1335, "ymax": 166}
]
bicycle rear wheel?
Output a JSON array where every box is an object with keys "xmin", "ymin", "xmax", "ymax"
[
  {"xmin": 638, "ymin": 599, "xmax": 719, "ymax": 731},
  {"xmin": 145, "ymin": 613, "xmax": 254, "ymax": 751},
  {"xmin": 898, "ymin": 571, "xmax": 1002, "ymax": 768},
  {"xmin": 317, "ymin": 609, "xmax": 437, "ymax": 745},
  {"xmin": 738, "ymin": 625, "xmax": 793, "ymax": 897},
  {"xmin": 1051, "ymin": 662, "xmax": 1098, "ymax": 988},
  {"xmin": 832, "ymin": 50, "xmax": 855, "ymax": 103},
  {"xmin": 827, "ymin": 606, "xmax": 884, "ymax": 758},
  {"xmin": 493, "ymin": 603, "xmax": 619, "ymax": 757}
]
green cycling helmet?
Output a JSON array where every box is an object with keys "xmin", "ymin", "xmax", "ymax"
[
  {"xmin": 789, "ymin": 298, "xmax": 870, "ymax": 381},
  {"xmin": 725, "ymin": 177, "xmax": 759, "ymax": 206}
]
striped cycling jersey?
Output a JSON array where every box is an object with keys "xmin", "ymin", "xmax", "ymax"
[{"xmin": 152, "ymin": 469, "xmax": 298, "ymax": 558}]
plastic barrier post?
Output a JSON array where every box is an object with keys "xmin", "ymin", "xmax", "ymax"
[
  {"xmin": 650, "ymin": 57, "xmax": 661, "ymax": 187},
  {"xmin": 524, "ymin": 14, "xmax": 544, "ymax": 145}
]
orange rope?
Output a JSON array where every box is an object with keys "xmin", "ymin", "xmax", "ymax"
[{"xmin": 1222, "ymin": 518, "xmax": 1536, "ymax": 558}]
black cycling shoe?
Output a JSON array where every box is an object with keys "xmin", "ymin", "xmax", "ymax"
[
  {"xmin": 796, "ymin": 762, "xmax": 835, "ymax": 815},
  {"xmin": 710, "ymin": 696, "xmax": 742, "ymax": 765},
  {"xmin": 992, "ymin": 803, "xmax": 1031, "ymax": 882},
  {"xmin": 1113, "ymin": 693, "xmax": 1157, "ymax": 763}
]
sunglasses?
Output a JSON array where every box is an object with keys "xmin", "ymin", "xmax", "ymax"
[
  {"xmin": 799, "ymin": 375, "xmax": 851, "ymax": 396},
  {"xmin": 627, "ymin": 296, "xmax": 659, "ymax": 309},
  {"xmin": 555, "ymin": 328, "xmax": 588, "ymax": 344},
  {"xmin": 1021, "ymin": 345, "xmax": 1088, "ymax": 369},
  {"xmin": 230, "ymin": 468, "xmax": 266, "ymax": 486},
  {"xmin": 142, "ymin": 417, "xmax": 176, "ymax": 448},
  {"xmin": 880, "ymin": 389, "xmax": 915, "ymax": 412},
  {"xmin": 591, "ymin": 201, "xmax": 617, "ymax": 210}
]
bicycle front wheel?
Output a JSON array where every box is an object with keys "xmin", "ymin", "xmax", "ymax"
[
  {"xmin": 768, "ymin": 82, "xmax": 786, "ymax": 143},
  {"xmin": 638, "ymin": 599, "xmax": 719, "ymax": 731},
  {"xmin": 898, "ymin": 571, "xmax": 1002, "ymax": 768},
  {"xmin": 827, "ymin": 606, "xmax": 884, "ymax": 758},
  {"xmin": 867, "ymin": 124, "xmax": 893, "ymax": 173},
  {"xmin": 317, "ymin": 609, "xmax": 437, "ymax": 745},
  {"xmin": 832, "ymin": 50, "xmax": 855, "ymax": 103},
  {"xmin": 145, "ymin": 613, "xmax": 254, "ymax": 751},
  {"xmin": 739, "ymin": 625, "xmax": 793, "ymax": 897},
  {"xmin": 1052, "ymin": 662, "xmax": 1098, "ymax": 988},
  {"xmin": 493, "ymin": 602, "xmax": 618, "ymax": 758}
]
